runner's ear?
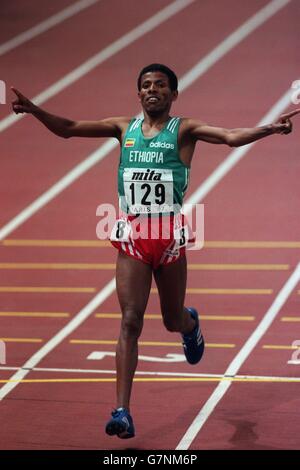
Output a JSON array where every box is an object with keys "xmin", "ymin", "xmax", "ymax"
[{"xmin": 172, "ymin": 90, "xmax": 178, "ymax": 102}]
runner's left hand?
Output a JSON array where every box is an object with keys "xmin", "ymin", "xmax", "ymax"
[{"xmin": 273, "ymin": 109, "xmax": 300, "ymax": 134}]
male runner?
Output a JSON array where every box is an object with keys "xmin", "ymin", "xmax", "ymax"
[{"xmin": 12, "ymin": 64, "xmax": 299, "ymax": 439}]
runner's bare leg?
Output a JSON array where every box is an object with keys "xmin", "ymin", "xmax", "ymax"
[
  {"xmin": 153, "ymin": 254, "xmax": 196, "ymax": 334},
  {"xmin": 115, "ymin": 251, "xmax": 152, "ymax": 410}
]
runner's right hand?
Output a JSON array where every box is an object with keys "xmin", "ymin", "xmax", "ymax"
[
  {"xmin": 11, "ymin": 87, "xmax": 34, "ymax": 114},
  {"xmin": 272, "ymin": 108, "xmax": 300, "ymax": 134}
]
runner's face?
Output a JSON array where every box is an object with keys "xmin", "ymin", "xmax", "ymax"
[{"xmin": 138, "ymin": 71, "xmax": 178, "ymax": 115}]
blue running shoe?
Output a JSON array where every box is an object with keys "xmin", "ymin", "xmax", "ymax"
[
  {"xmin": 182, "ymin": 308, "xmax": 205, "ymax": 365},
  {"xmin": 105, "ymin": 408, "xmax": 135, "ymax": 439}
]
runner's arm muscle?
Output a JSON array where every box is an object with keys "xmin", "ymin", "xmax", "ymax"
[
  {"xmin": 184, "ymin": 110, "xmax": 300, "ymax": 147},
  {"xmin": 11, "ymin": 87, "xmax": 128, "ymax": 140}
]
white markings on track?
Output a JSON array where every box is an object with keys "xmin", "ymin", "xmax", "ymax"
[
  {"xmin": 0, "ymin": 139, "xmax": 118, "ymax": 241},
  {"xmin": 1, "ymin": 365, "xmax": 300, "ymax": 382},
  {"xmin": 0, "ymin": 0, "xmax": 194, "ymax": 134},
  {"xmin": 87, "ymin": 351, "xmax": 186, "ymax": 362},
  {"xmin": 0, "ymin": 365, "xmax": 220, "ymax": 377},
  {"xmin": 0, "ymin": 0, "xmax": 290, "ymax": 241},
  {"xmin": 0, "ymin": 0, "xmax": 101, "ymax": 56},
  {"xmin": 176, "ymin": 263, "xmax": 300, "ymax": 450},
  {"xmin": 178, "ymin": 0, "xmax": 291, "ymax": 92},
  {"xmin": 287, "ymin": 340, "xmax": 300, "ymax": 365},
  {"xmin": 0, "ymin": 278, "xmax": 116, "ymax": 400}
]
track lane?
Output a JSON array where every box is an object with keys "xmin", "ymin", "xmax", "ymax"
[
  {"xmin": 0, "ymin": 0, "xmax": 77, "ymax": 44},
  {"xmin": 188, "ymin": 382, "xmax": 300, "ymax": 450},
  {"xmin": 0, "ymin": 0, "xmax": 101, "ymax": 56}
]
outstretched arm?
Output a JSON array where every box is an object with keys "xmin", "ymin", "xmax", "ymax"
[
  {"xmin": 186, "ymin": 109, "xmax": 300, "ymax": 147},
  {"xmin": 11, "ymin": 87, "xmax": 128, "ymax": 140}
]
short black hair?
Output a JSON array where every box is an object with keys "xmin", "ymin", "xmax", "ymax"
[{"xmin": 137, "ymin": 63, "xmax": 178, "ymax": 91}]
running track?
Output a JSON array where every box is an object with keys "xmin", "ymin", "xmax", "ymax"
[{"xmin": 0, "ymin": 0, "xmax": 299, "ymax": 450}]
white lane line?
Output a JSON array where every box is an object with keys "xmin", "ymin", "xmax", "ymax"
[
  {"xmin": 176, "ymin": 263, "xmax": 300, "ymax": 450},
  {"xmin": 0, "ymin": 139, "xmax": 117, "ymax": 241},
  {"xmin": 0, "ymin": 0, "xmax": 289, "ymax": 241},
  {"xmin": 1, "ymin": 366, "xmax": 300, "ymax": 383},
  {"xmin": 0, "ymin": 277, "xmax": 116, "ymax": 400},
  {"xmin": 0, "ymin": 0, "xmax": 194, "ymax": 134},
  {"xmin": 0, "ymin": 366, "xmax": 222, "ymax": 378},
  {"xmin": 0, "ymin": 0, "xmax": 101, "ymax": 56},
  {"xmin": 1, "ymin": 366, "xmax": 299, "ymax": 382},
  {"xmin": 179, "ymin": 0, "xmax": 290, "ymax": 92}
]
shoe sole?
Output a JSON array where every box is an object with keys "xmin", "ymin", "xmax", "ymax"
[
  {"xmin": 106, "ymin": 421, "xmax": 135, "ymax": 439},
  {"xmin": 106, "ymin": 421, "xmax": 126, "ymax": 436}
]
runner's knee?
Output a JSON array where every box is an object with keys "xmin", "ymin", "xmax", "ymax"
[{"xmin": 120, "ymin": 309, "xmax": 144, "ymax": 338}]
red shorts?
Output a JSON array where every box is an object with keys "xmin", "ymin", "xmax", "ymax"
[{"xmin": 110, "ymin": 214, "xmax": 188, "ymax": 270}]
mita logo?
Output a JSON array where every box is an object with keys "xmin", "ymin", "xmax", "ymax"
[
  {"xmin": 132, "ymin": 169, "xmax": 162, "ymax": 181},
  {"xmin": 150, "ymin": 141, "xmax": 174, "ymax": 149}
]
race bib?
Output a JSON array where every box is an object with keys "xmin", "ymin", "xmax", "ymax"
[
  {"xmin": 110, "ymin": 219, "xmax": 131, "ymax": 242},
  {"xmin": 174, "ymin": 225, "xmax": 189, "ymax": 248},
  {"xmin": 123, "ymin": 168, "xmax": 174, "ymax": 214}
]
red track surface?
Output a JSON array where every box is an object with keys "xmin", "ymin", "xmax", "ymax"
[{"xmin": 0, "ymin": 0, "xmax": 299, "ymax": 450}]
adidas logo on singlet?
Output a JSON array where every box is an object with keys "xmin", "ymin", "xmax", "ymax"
[
  {"xmin": 150, "ymin": 141, "xmax": 174, "ymax": 149},
  {"xmin": 132, "ymin": 169, "xmax": 162, "ymax": 181}
]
